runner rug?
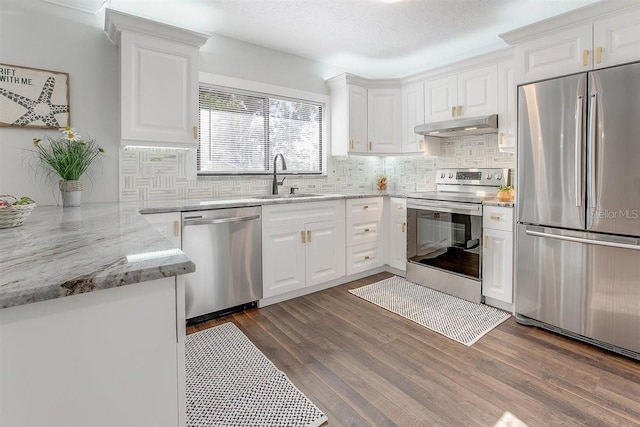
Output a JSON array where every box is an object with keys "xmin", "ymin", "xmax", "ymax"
[
  {"xmin": 349, "ymin": 276, "xmax": 510, "ymax": 346},
  {"xmin": 185, "ymin": 322, "xmax": 327, "ymax": 426}
]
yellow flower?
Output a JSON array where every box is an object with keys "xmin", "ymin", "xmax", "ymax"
[{"xmin": 33, "ymin": 138, "xmax": 41, "ymax": 147}]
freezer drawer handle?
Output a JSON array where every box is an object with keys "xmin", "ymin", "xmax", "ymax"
[
  {"xmin": 183, "ymin": 215, "xmax": 260, "ymax": 226},
  {"xmin": 525, "ymin": 229, "xmax": 640, "ymax": 251}
]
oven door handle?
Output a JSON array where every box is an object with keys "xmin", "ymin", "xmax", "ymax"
[{"xmin": 407, "ymin": 200, "xmax": 482, "ymax": 216}]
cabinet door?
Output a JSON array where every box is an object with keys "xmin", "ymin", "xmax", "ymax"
[
  {"xmin": 305, "ymin": 219, "xmax": 345, "ymax": 287},
  {"xmin": 401, "ymin": 82, "xmax": 425, "ymax": 153},
  {"xmin": 457, "ymin": 64, "xmax": 498, "ymax": 118},
  {"xmin": 348, "ymin": 85, "xmax": 368, "ymax": 153},
  {"xmin": 514, "ymin": 25, "xmax": 593, "ymax": 84},
  {"xmin": 367, "ymin": 88, "xmax": 401, "ymax": 153},
  {"xmin": 593, "ymin": 12, "xmax": 640, "ymax": 69},
  {"xmin": 120, "ymin": 32, "xmax": 198, "ymax": 147},
  {"xmin": 497, "ymin": 60, "xmax": 516, "ymax": 152},
  {"xmin": 424, "ymin": 75, "xmax": 457, "ymax": 122},
  {"xmin": 262, "ymin": 225, "xmax": 305, "ymax": 298},
  {"xmin": 389, "ymin": 215, "xmax": 407, "ymax": 271},
  {"xmin": 143, "ymin": 212, "xmax": 182, "ymax": 248},
  {"xmin": 482, "ymin": 228, "xmax": 513, "ymax": 303}
]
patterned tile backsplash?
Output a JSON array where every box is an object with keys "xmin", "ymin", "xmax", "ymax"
[{"xmin": 119, "ymin": 133, "xmax": 514, "ymax": 202}]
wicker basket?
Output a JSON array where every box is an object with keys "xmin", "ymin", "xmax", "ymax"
[{"xmin": 0, "ymin": 195, "xmax": 36, "ymax": 229}]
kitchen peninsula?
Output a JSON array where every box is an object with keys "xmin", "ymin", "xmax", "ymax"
[{"xmin": 0, "ymin": 204, "xmax": 194, "ymax": 427}]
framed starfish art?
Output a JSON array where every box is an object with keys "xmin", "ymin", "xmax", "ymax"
[{"xmin": 0, "ymin": 63, "xmax": 70, "ymax": 129}]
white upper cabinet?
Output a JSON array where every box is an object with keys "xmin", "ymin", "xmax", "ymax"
[
  {"xmin": 497, "ymin": 59, "xmax": 516, "ymax": 153},
  {"xmin": 401, "ymin": 82, "xmax": 440, "ymax": 155},
  {"xmin": 367, "ymin": 88, "xmax": 402, "ymax": 153},
  {"xmin": 457, "ymin": 65, "xmax": 498, "ymax": 118},
  {"xmin": 423, "ymin": 65, "xmax": 497, "ymax": 123},
  {"xmin": 424, "ymin": 75, "xmax": 458, "ymax": 122},
  {"xmin": 348, "ymin": 84, "xmax": 368, "ymax": 153},
  {"xmin": 593, "ymin": 12, "xmax": 640, "ymax": 69},
  {"xmin": 502, "ymin": 2, "xmax": 640, "ymax": 84},
  {"xmin": 513, "ymin": 25, "xmax": 593, "ymax": 84},
  {"xmin": 105, "ymin": 9, "xmax": 209, "ymax": 148},
  {"xmin": 327, "ymin": 74, "xmax": 402, "ymax": 155}
]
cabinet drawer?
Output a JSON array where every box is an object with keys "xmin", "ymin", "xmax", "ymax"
[
  {"xmin": 346, "ymin": 241, "xmax": 383, "ymax": 275},
  {"xmin": 346, "ymin": 197, "xmax": 383, "ymax": 218},
  {"xmin": 346, "ymin": 215, "xmax": 383, "ymax": 246},
  {"xmin": 389, "ymin": 197, "xmax": 406, "ymax": 218},
  {"xmin": 483, "ymin": 206, "xmax": 513, "ymax": 231},
  {"xmin": 263, "ymin": 200, "xmax": 344, "ymax": 229}
]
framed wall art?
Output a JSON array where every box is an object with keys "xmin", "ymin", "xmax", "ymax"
[{"xmin": 0, "ymin": 63, "xmax": 70, "ymax": 129}]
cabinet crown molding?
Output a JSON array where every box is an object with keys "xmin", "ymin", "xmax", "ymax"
[
  {"xmin": 104, "ymin": 8, "xmax": 210, "ymax": 47},
  {"xmin": 326, "ymin": 73, "xmax": 400, "ymax": 90},
  {"xmin": 500, "ymin": 1, "xmax": 640, "ymax": 45}
]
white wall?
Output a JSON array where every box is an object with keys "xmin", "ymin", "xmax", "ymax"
[
  {"xmin": 0, "ymin": 0, "xmax": 346, "ymax": 205},
  {"xmin": 0, "ymin": 0, "xmax": 120, "ymax": 204}
]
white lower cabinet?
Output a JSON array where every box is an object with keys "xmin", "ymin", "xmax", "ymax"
[
  {"xmin": 346, "ymin": 197, "xmax": 384, "ymax": 275},
  {"xmin": 262, "ymin": 200, "xmax": 345, "ymax": 298},
  {"xmin": 482, "ymin": 206, "xmax": 514, "ymax": 305},
  {"xmin": 388, "ymin": 197, "xmax": 407, "ymax": 271}
]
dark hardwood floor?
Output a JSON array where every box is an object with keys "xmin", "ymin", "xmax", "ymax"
[{"xmin": 187, "ymin": 272, "xmax": 640, "ymax": 426}]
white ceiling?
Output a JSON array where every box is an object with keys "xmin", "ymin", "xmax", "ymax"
[{"xmin": 105, "ymin": 0, "xmax": 599, "ymax": 78}]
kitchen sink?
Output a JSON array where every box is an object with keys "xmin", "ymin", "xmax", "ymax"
[{"xmin": 251, "ymin": 193, "xmax": 327, "ymax": 199}]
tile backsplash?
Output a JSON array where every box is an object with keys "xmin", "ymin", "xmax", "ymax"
[{"xmin": 119, "ymin": 133, "xmax": 514, "ymax": 202}]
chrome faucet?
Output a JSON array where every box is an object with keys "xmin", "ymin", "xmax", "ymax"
[{"xmin": 272, "ymin": 153, "xmax": 287, "ymax": 195}]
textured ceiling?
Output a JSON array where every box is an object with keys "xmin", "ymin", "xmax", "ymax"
[{"xmin": 107, "ymin": 0, "xmax": 600, "ymax": 78}]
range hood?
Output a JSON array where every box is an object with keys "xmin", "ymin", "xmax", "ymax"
[{"xmin": 414, "ymin": 114, "xmax": 498, "ymax": 138}]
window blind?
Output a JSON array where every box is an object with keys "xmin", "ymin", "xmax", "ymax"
[{"xmin": 198, "ymin": 85, "xmax": 323, "ymax": 175}]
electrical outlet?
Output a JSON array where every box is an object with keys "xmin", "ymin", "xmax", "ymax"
[{"xmin": 142, "ymin": 162, "xmax": 154, "ymax": 177}]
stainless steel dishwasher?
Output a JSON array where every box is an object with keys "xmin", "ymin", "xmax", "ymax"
[{"xmin": 181, "ymin": 206, "xmax": 262, "ymax": 323}]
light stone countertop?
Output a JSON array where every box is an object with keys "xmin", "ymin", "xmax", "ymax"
[
  {"xmin": 0, "ymin": 192, "xmax": 399, "ymax": 310},
  {"xmin": 0, "ymin": 203, "xmax": 195, "ymax": 309},
  {"xmin": 483, "ymin": 199, "xmax": 516, "ymax": 208}
]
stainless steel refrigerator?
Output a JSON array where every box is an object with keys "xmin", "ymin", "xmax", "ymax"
[{"xmin": 516, "ymin": 61, "xmax": 640, "ymax": 359}]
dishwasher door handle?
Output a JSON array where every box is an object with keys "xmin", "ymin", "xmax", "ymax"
[{"xmin": 183, "ymin": 215, "xmax": 260, "ymax": 226}]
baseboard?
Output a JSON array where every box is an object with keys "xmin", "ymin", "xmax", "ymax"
[{"xmin": 258, "ymin": 265, "xmax": 400, "ymax": 308}]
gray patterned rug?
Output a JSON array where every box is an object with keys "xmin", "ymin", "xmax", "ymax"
[
  {"xmin": 185, "ymin": 322, "xmax": 328, "ymax": 427},
  {"xmin": 349, "ymin": 276, "xmax": 510, "ymax": 346}
]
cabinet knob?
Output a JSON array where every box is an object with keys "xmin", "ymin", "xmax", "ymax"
[
  {"xmin": 363, "ymin": 205, "xmax": 369, "ymax": 209},
  {"xmin": 364, "ymin": 255, "xmax": 370, "ymax": 260},
  {"xmin": 364, "ymin": 228, "xmax": 370, "ymax": 232},
  {"xmin": 595, "ymin": 46, "xmax": 603, "ymax": 64}
]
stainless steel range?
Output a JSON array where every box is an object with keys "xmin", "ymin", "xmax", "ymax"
[{"xmin": 406, "ymin": 168, "xmax": 510, "ymax": 303}]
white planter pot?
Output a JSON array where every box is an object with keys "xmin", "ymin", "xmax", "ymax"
[{"xmin": 59, "ymin": 180, "xmax": 83, "ymax": 207}]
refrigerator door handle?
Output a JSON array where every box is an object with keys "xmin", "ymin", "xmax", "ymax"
[
  {"xmin": 588, "ymin": 92, "xmax": 598, "ymax": 208},
  {"xmin": 525, "ymin": 227, "xmax": 640, "ymax": 251},
  {"xmin": 575, "ymin": 95, "xmax": 583, "ymax": 207}
]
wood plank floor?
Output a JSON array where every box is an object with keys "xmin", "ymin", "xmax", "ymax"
[{"xmin": 187, "ymin": 272, "xmax": 640, "ymax": 426}]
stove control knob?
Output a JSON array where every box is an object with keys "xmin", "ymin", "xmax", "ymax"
[
  {"xmin": 485, "ymin": 173, "xmax": 491, "ymax": 180},
  {"xmin": 448, "ymin": 173, "xmax": 454, "ymax": 179},
  {"xmin": 495, "ymin": 173, "xmax": 502, "ymax": 180}
]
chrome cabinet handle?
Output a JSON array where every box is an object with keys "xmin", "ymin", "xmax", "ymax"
[
  {"xmin": 457, "ymin": 105, "xmax": 463, "ymax": 117},
  {"xmin": 575, "ymin": 94, "xmax": 583, "ymax": 207},
  {"xmin": 595, "ymin": 46, "xmax": 602, "ymax": 64},
  {"xmin": 583, "ymin": 49, "xmax": 589, "ymax": 67},
  {"xmin": 307, "ymin": 230, "xmax": 312, "ymax": 242},
  {"xmin": 451, "ymin": 106, "xmax": 456, "ymax": 117},
  {"xmin": 401, "ymin": 222, "xmax": 406, "ymax": 233},
  {"xmin": 368, "ymin": 141, "xmax": 372, "ymax": 151},
  {"xmin": 483, "ymin": 235, "xmax": 488, "ymax": 248},
  {"xmin": 192, "ymin": 126, "xmax": 198, "ymax": 140},
  {"xmin": 490, "ymin": 215, "xmax": 501, "ymax": 220},
  {"xmin": 301, "ymin": 230, "xmax": 306, "ymax": 243},
  {"xmin": 173, "ymin": 220, "xmax": 180, "ymax": 237}
]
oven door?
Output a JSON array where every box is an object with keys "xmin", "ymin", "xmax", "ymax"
[{"xmin": 407, "ymin": 198, "xmax": 482, "ymax": 280}]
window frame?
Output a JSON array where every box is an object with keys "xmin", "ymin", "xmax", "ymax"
[{"xmin": 197, "ymin": 72, "xmax": 330, "ymax": 177}]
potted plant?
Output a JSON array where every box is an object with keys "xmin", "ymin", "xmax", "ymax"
[
  {"xmin": 32, "ymin": 127, "xmax": 104, "ymax": 207},
  {"xmin": 496, "ymin": 185, "xmax": 514, "ymax": 202}
]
